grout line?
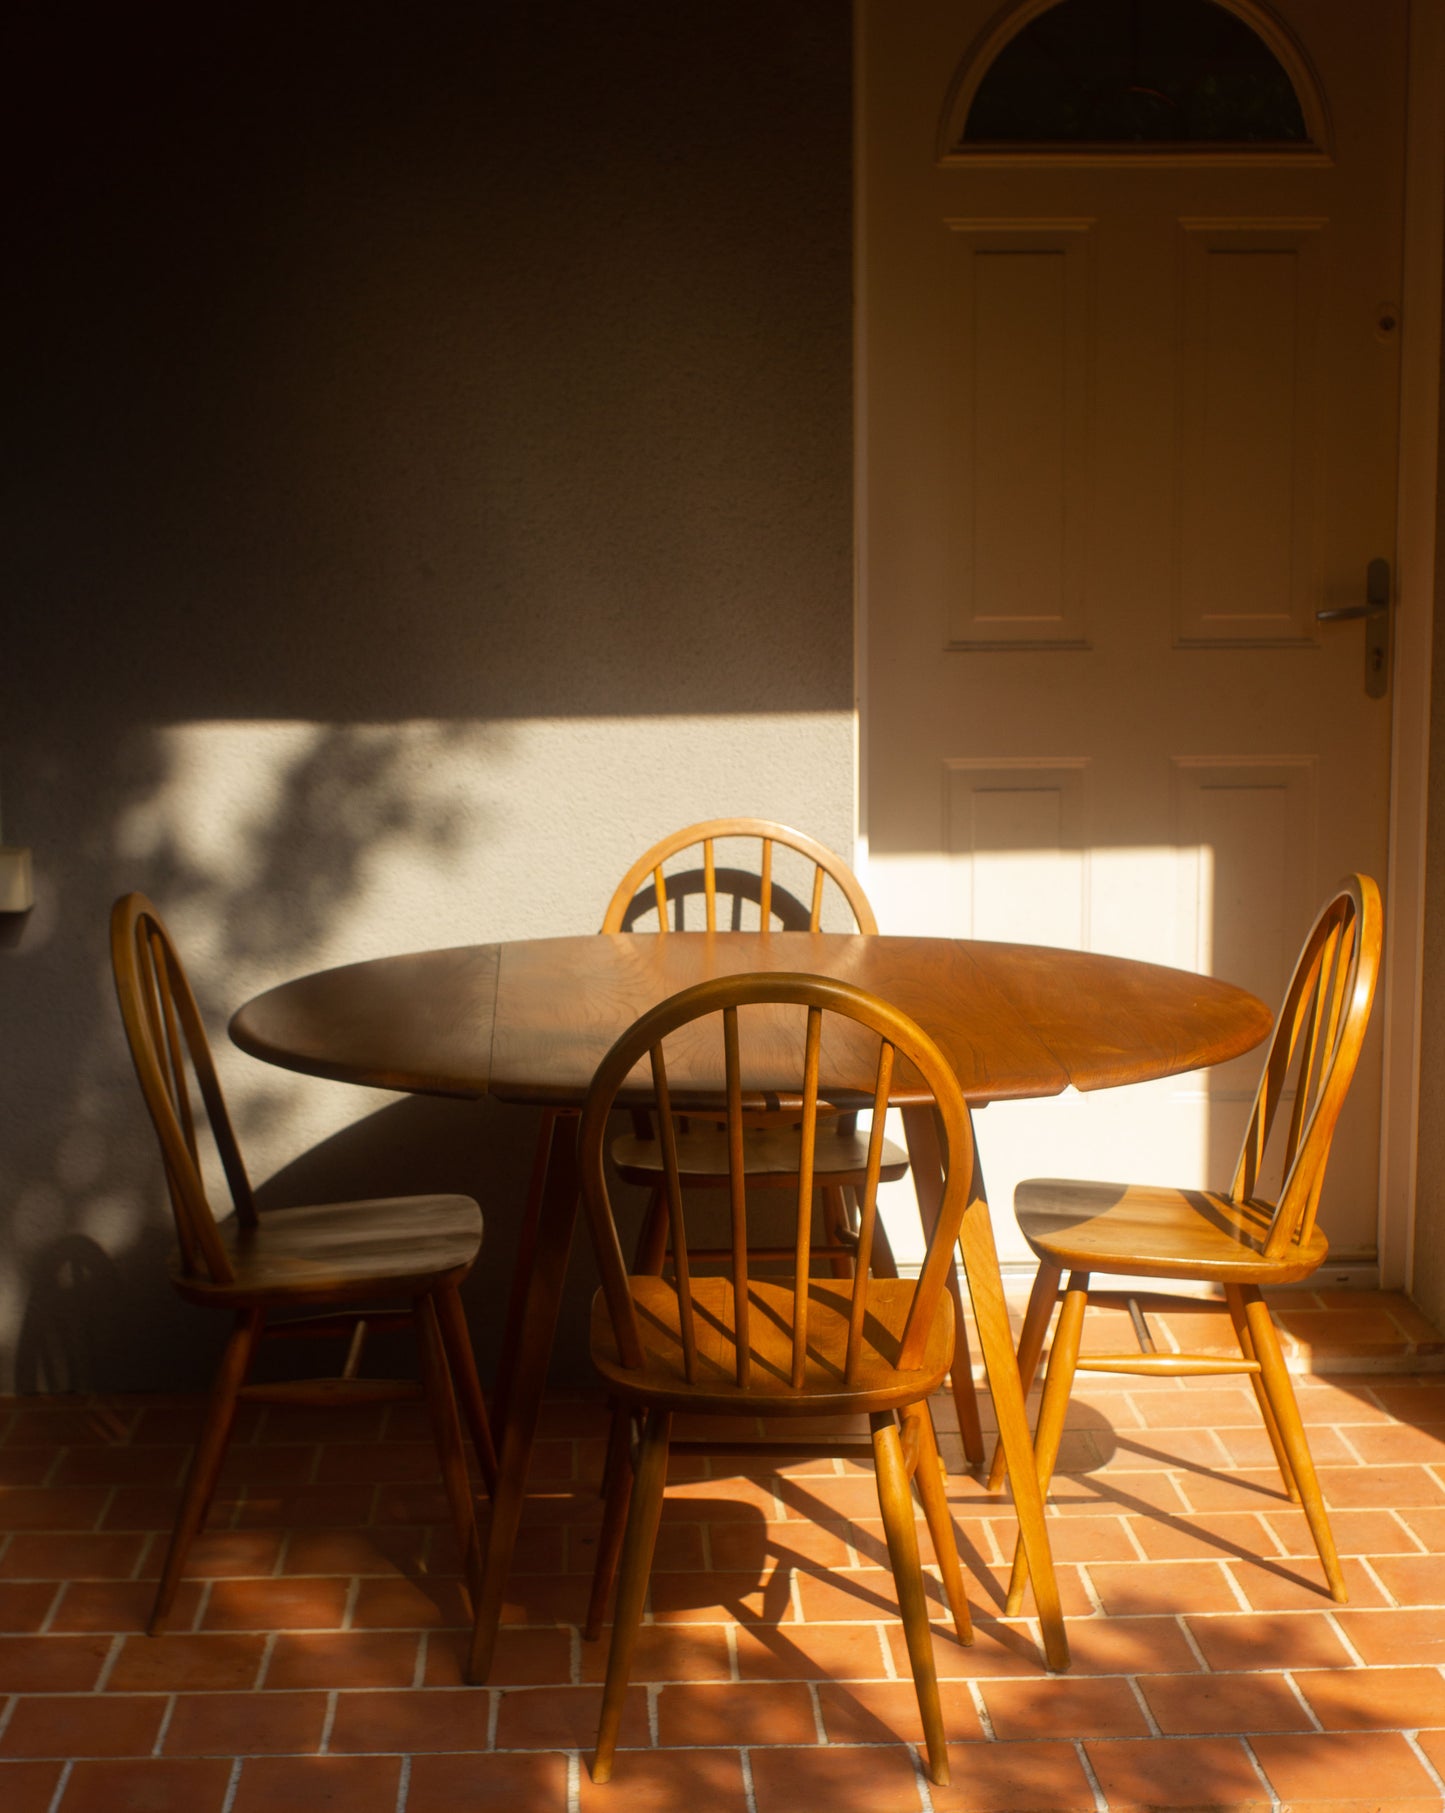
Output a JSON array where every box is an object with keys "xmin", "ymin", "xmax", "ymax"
[
  {"xmin": 486, "ymin": 1686, "xmax": 500, "ymax": 1749},
  {"xmin": 413, "ymin": 1630, "xmax": 429, "ymax": 1691},
  {"xmin": 1322, "ymin": 1609, "xmax": 1368, "ymax": 1667},
  {"xmin": 725, "ymin": 1623, "xmax": 740, "ymax": 1683},
  {"xmin": 909, "ymin": 1742, "xmax": 935, "ymax": 1813},
  {"xmin": 1279, "ymin": 1668, "xmax": 1323, "ymax": 1731},
  {"xmin": 1125, "ymin": 1673, "xmax": 1161, "ymax": 1737},
  {"xmin": 0, "ymin": 1691, "xmax": 16, "ymax": 1745},
  {"xmin": 566, "ymin": 1749, "xmax": 581, "ymax": 1813},
  {"xmin": 1239, "ymin": 1735, "xmax": 1283, "ymax": 1810},
  {"xmin": 1405, "ymin": 1727, "xmax": 1445, "ymax": 1796},
  {"xmin": 96, "ymin": 1487, "xmax": 116, "ymax": 1539},
  {"xmin": 1177, "ymin": 1614, "xmax": 1211, "ymax": 1672},
  {"xmin": 341, "ymin": 1574, "xmax": 362, "ymax": 1632},
  {"xmin": 739, "ymin": 1747, "xmax": 758, "ymax": 1813},
  {"xmin": 646, "ymin": 1681, "xmax": 659, "ymax": 1746},
  {"xmin": 394, "ymin": 1752, "xmax": 412, "ymax": 1811},
  {"xmin": 1355, "ymin": 1552, "xmax": 1396, "ymax": 1605},
  {"xmin": 806, "ymin": 1679, "xmax": 827, "ymax": 1745},
  {"xmin": 1074, "ymin": 1737, "xmax": 1109, "ymax": 1813},
  {"xmin": 318, "ymin": 1688, "xmax": 339, "ymax": 1754},
  {"xmin": 150, "ymin": 1691, "xmax": 177, "ymax": 1757},
  {"xmin": 1219, "ymin": 1560, "xmax": 1253, "ymax": 1613},
  {"xmin": 45, "ymin": 1757, "xmax": 73, "ymax": 1813},
  {"xmin": 39, "ymin": 1581, "xmax": 67, "ymax": 1636},
  {"xmin": 966, "ymin": 1677, "xmax": 996, "ymax": 1739},
  {"xmin": 91, "ymin": 1632, "xmax": 125, "ymax": 1693},
  {"xmin": 255, "ymin": 1630, "xmax": 278, "ymax": 1690}
]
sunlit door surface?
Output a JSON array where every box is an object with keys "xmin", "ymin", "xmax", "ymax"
[{"xmin": 859, "ymin": 0, "xmax": 1404, "ymax": 1269}]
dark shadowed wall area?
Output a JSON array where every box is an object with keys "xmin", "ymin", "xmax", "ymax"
[{"xmin": 0, "ymin": 2, "xmax": 855, "ymax": 1389}]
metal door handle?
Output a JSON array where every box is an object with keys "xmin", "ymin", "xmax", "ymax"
[{"xmin": 1315, "ymin": 558, "xmax": 1390, "ymax": 699}]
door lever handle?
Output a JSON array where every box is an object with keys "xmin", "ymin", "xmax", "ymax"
[{"xmin": 1315, "ymin": 558, "xmax": 1390, "ymax": 698}]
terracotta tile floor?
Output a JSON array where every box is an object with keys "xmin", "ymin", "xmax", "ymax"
[{"xmin": 5, "ymin": 1288, "xmax": 1445, "ymax": 1812}]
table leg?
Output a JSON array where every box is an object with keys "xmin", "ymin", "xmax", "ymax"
[
  {"xmin": 900, "ymin": 1104, "xmax": 1068, "ymax": 1671},
  {"xmin": 898, "ymin": 1105, "xmax": 984, "ymax": 1466},
  {"xmin": 466, "ymin": 1109, "xmax": 581, "ymax": 1684}
]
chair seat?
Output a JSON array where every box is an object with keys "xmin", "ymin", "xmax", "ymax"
[
  {"xmin": 171, "ymin": 1195, "xmax": 483, "ymax": 1307},
  {"xmin": 612, "ymin": 1123, "xmax": 909, "ymax": 1188},
  {"xmin": 590, "ymin": 1274, "xmax": 954, "ymax": 1416},
  {"xmin": 1016, "ymin": 1177, "xmax": 1329, "ymax": 1284}
]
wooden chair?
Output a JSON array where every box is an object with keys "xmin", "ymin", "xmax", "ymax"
[
  {"xmin": 576, "ymin": 970, "xmax": 987, "ymax": 1787},
  {"xmin": 604, "ymin": 819, "xmax": 983, "ymax": 1440},
  {"xmin": 110, "ymin": 893, "xmax": 497, "ymax": 1633},
  {"xmin": 988, "ymin": 875, "xmax": 1383, "ymax": 1613},
  {"xmin": 599, "ymin": 816, "xmax": 880, "ymax": 937}
]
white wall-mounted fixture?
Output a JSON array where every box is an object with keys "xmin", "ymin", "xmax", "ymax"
[{"xmin": 0, "ymin": 847, "xmax": 34, "ymax": 913}]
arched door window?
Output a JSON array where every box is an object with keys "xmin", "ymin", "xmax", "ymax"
[{"xmin": 942, "ymin": 0, "xmax": 1328, "ymax": 160}]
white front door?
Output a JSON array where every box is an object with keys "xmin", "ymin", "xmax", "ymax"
[{"xmin": 859, "ymin": 0, "xmax": 1406, "ymax": 1268}]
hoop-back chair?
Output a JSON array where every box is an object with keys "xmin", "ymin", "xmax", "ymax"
[
  {"xmin": 603, "ymin": 821, "xmax": 910, "ymax": 1296},
  {"xmin": 989, "ymin": 875, "xmax": 1382, "ymax": 1612},
  {"xmin": 577, "ymin": 971, "xmax": 988, "ymax": 1788},
  {"xmin": 111, "ymin": 893, "xmax": 496, "ymax": 1633}
]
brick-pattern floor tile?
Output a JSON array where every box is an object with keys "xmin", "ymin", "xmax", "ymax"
[
  {"xmin": 748, "ymin": 1743, "xmax": 929, "ymax": 1813},
  {"xmin": 1138, "ymin": 1669, "xmax": 1314, "ymax": 1734},
  {"xmin": 106, "ymin": 1631, "xmax": 268, "ymax": 1691},
  {"xmin": 1294, "ymin": 1663, "xmax": 1445, "ymax": 1730},
  {"xmin": 930, "ymin": 1738, "xmax": 1098, "ymax": 1810},
  {"xmin": 0, "ymin": 1632, "xmax": 112, "ymax": 1691},
  {"xmin": 1334, "ymin": 1607, "xmax": 1445, "ymax": 1666},
  {"xmin": 1184, "ymin": 1611, "xmax": 1355, "ymax": 1672},
  {"xmin": 264, "ymin": 1630, "xmax": 423, "ymax": 1689},
  {"xmin": 577, "ymin": 1746, "xmax": 750, "ymax": 1810},
  {"xmin": 1, "ymin": 1693, "xmax": 168, "ymax": 1757},
  {"xmin": 230, "ymin": 1754, "xmax": 404, "ymax": 1813},
  {"xmin": 980, "ymin": 1674, "xmax": 1150, "ymax": 1739},
  {"xmin": 0, "ymin": 1761, "xmax": 66, "ymax": 1813},
  {"xmin": 816, "ymin": 1678, "xmax": 984, "ymax": 1745},
  {"xmin": 60, "ymin": 1758, "xmax": 234, "ymax": 1812},
  {"xmin": 1085, "ymin": 1735, "xmax": 1268, "ymax": 1807},
  {"xmin": 328, "ymin": 1687, "xmax": 491, "ymax": 1753},
  {"xmin": 1251, "ymin": 1729, "xmax": 1443, "ymax": 1802},
  {"xmin": 163, "ymin": 1690, "xmax": 329, "ymax": 1755}
]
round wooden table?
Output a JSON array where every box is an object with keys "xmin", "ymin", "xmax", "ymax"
[{"xmin": 232, "ymin": 931, "xmax": 1271, "ymax": 1679}]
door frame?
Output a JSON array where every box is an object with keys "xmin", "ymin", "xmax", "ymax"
[
  {"xmin": 1377, "ymin": 0, "xmax": 1445, "ymax": 1289},
  {"xmin": 851, "ymin": 0, "xmax": 1445, "ymax": 1289}
]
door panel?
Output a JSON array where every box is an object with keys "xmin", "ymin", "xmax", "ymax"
[{"xmin": 860, "ymin": 0, "xmax": 1404, "ymax": 1267}]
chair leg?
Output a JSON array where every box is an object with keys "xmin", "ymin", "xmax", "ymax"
[
  {"xmin": 1241, "ymin": 1285, "xmax": 1347, "ymax": 1602},
  {"xmin": 987, "ymin": 1260, "xmax": 1061, "ymax": 1492},
  {"xmin": 871, "ymin": 1410, "xmax": 949, "ymax": 1788},
  {"xmin": 434, "ymin": 1279, "xmax": 498, "ymax": 1498},
  {"xmin": 592, "ymin": 1406, "xmax": 671, "ymax": 1784},
  {"xmin": 903, "ymin": 1399, "xmax": 972, "ymax": 1647},
  {"xmin": 1005, "ymin": 1273, "xmax": 1088, "ymax": 1617},
  {"xmin": 1225, "ymin": 1282, "xmax": 1298, "ymax": 1503},
  {"xmin": 415, "ymin": 1290, "xmax": 483, "ymax": 1605},
  {"xmin": 150, "ymin": 1307, "xmax": 264, "ymax": 1635},
  {"xmin": 585, "ymin": 1403, "xmax": 634, "ymax": 1641},
  {"xmin": 899, "ymin": 1104, "xmax": 984, "ymax": 1467}
]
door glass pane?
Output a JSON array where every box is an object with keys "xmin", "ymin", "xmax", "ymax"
[{"xmin": 962, "ymin": 0, "xmax": 1308, "ymax": 145}]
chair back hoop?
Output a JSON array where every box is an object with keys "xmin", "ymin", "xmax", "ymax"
[
  {"xmin": 600, "ymin": 818, "xmax": 879, "ymax": 936},
  {"xmin": 110, "ymin": 894, "xmax": 255, "ymax": 1285},
  {"xmin": 577, "ymin": 971, "xmax": 977, "ymax": 1393},
  {"xmin": 1229, "ymin": 875, "xmax": 1383, "ymax": 1260}
]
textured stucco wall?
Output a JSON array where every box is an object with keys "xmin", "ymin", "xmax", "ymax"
[{"xmin": 0, "ymin": 2, "xmax": 855, "ymax": 1389}]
